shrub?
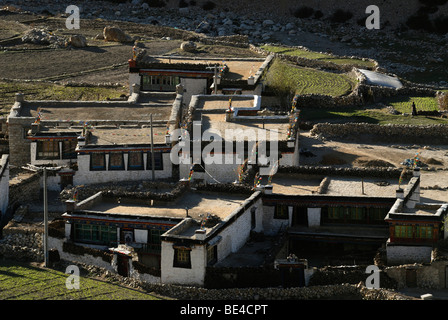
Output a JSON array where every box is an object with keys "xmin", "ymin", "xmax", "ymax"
[
  {"xmin": 143, "ymin": 0, "xmax": 166, "ymax": 7},
  {"xmin": 357, "ymin": 17, "xmax": 366, "ymax": 27},
  {"xmin": 433, "ymin": 15, "xmax": 448, "ymax": 34},
  {"xmin": 293, "ymin": 6, "xmax": 315, "ymax": 19},
  {"xmin": 179, "ymin": 0, "xmax": 188, "ymax": 7},
  {"xmin": 313, "ymin": 10, "xmax": 324, "ymax": 19},
  {"xmin": 419, "ymin": 0, "xmax": 448, "ymax": 6},
  {"xmin": 202, "ymin": 0, "xmax": 216, "ymax": 10},
  {"xmin": 329, "ymin": 9, "xmax": 353, "ymax": 23},
  {"xmin": 417, "ymin": 5, "xmax": 439, "ymax": 14},
  {"xmin": 406, "ymin": 13, "xmax": 434, "ymax": 32}
]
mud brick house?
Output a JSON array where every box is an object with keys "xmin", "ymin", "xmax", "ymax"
[
  {"xmin": 260, "ymin": 171, "xmax": 400, "ymax": 264},
  {"xmin": 52, "ymin": 182, "xmax": 263, "ymax": 286},
  {"xmin": 129, "ymin": 53, "xmax": 274, "ymax": 106},
  {"xmin": 7, "ymin": 91, "xmax": 182, "ymax": 190},
  {"xmin": 385, "ymin": 168, "xmax": 448, "ymax": 265},
  {"xmin": 176, "ymin": 94, "xmax": 300, "ymax": 184}
]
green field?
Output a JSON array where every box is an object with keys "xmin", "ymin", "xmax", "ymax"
[
  {"xmin": 0, "ymin": 261, "xmax": 162, "ymax": 300},
  {"xmin": 265, "ymin": 59, "xmax": 356, "ymax": 98},
  {"xmin": 0, "ymin": 81, "xmax": 129, "ymax": 116},
  {"xmin": 300, "ymin": 105, "xmax": 448, "ymax": 125},
  {"xmin": 385, "ymin": 96, "xmax": 439, "ymax": 114},
  {"xmin": 261, "ymin": 45, "xmax": 376, "ymax": 69}
]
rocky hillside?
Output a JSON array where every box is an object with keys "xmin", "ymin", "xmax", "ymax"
[{"xmin": 185, "ymin": 0, "xmax": 448, "ymax": 33}]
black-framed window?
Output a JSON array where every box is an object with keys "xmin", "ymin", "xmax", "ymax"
[
  {"xmin": 62, "ymin": 139, "xmax": 78, "ymax": 159},
  {"xmin": 173, "ymin": 247, "xmax": 191, "ymax": 269},
  {"xmin": 109, "ymin": 152, "xmax": 124, "ymax": 170},
  {"xmin": 274, "ymin": 204, "xmax": 289, "ymax": 219},
  {"xmin": 207, "ymin": 245, "xmax": 217, "ymax": 266},
  {"xmin": 147, "ymin": 152, "xmax": 163, "ymax": 170},
  {"xmin": 128, "ymin": 151, "xmax": 144, "ymax": 170},
  {"xmin": 37, "ymin": 140, "xmax": 59, "ymax": 160},
  {"xmin": 90, "ymin": 153, "xmax": 106, "ymax": 171}
]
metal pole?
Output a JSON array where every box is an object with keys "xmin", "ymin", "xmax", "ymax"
[
  {"xmin": 213, "ymin": 65, "xmax": 217, "ymax": 94},
  {"xmin": 43, "ymin": 167, "xmax": 49, "ymax": 267},
  {"xmin": 150, "ymin": 114, "xmax": 155, "ymax": 181}
]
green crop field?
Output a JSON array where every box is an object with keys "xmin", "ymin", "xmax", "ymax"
[
  {"xmin": 261, "ymin": 45, "xmax": 376, "ymax": 69},
  {"xmin": 384, "ymin": 96, "xmax": 439, "ymax": 114},
  {"xmin": 265, "ymin": 59, "xmax": 356, "ymax": 98},
  {"xmin": 300, "ymin": 105, "xmax": 448, "ymax": 125},
  {"xmin": 0, "ymin": 261, "xmax": 162, "ymax": 300}
]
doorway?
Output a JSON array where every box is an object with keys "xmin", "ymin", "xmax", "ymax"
[
  {"xmin": 60, "ymin": 174, "xmax": 73, "ymax": 190},
  {"xmin": 406, "ymin": 268, "xmax": 417, "ymax": 287},
  {"xmin": 445, "ymin": 266, "xmax": 448, "ymax": 288},
  {"xmin": 117, "ymin": 254, "xmax": 130, "ymax": 277},
  {"xmin": 292, "ymin": 206, "xmax": 308, "ymax": 227}
]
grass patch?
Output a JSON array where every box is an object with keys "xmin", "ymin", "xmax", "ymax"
[
  {"xmin": 0, "ymin": 260, "xmax": 161, "ymax": 300},
  {"xmin": 0, "ymin": 81, "xmax": 129, "ymax": 116},
  {"xmin": 300, "ymin": 105, "xmax": 448, "ymax": 125},
  {"xmin": 265, "ymin": 59, "xmax": 356, "ymax": 97},
  {"xmin": 261, "ymin": 45, "xmax": 376, "ymax": 69},
  {"xmin": 383, "ymin": 96, "xmax": 439, "ymax": 114}
]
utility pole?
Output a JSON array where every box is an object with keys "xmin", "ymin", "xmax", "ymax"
[
  {"xmin": 43, "ymin": 167, "xmax": 49, "ymax": 267},
  {"xmin": 206, "ymin": 65, "xmax": 218, "ymax": 94},
  {"xmin": 150, "ymin": 113, "xmax": 155, "ymax": 181}
]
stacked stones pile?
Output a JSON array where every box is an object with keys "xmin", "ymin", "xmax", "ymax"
[
  {"xmin": 21, "ymin": 27, "xmax": 67, "ymax": 48},
  {"xmin": 60, "ymin": 180, "xmax": 183, "ymax": 202},
  {"xmin": 0, "ymin": 226, "xmax": 43, "ymax": 262}
]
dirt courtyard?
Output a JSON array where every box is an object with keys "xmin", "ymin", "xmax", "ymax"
[
  {"xmin": 298, "ymin": 131, "xmax": 448, "ymax": 200},
  {"xmin": 299, "ymin": 131, "xmax": 448, "ymax": 169}
]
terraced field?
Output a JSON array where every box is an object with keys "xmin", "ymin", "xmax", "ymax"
[
  {"xmin": 384, "ymin": 96, "xmax": 439, "ymax": 114},
  {"xmin": 265, "ymin": 59, "xmax": 356, "ymax": 97},
  {"xmin": 261, "ymin": 45, "xmax": 376, "ymax": 69},
  {"xmin": 0, "ymin": 81, "xmax": 129, "ymax": 116},
  {"xmin": 0, "ymin": 261, "xmax": 161, "ymax": 300}
]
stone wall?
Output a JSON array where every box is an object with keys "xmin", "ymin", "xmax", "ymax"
[
  {"xmin": 278, "ymin": 165, "xmax": 412, "ymax": 179},
  {"xmin": 252, "ymin": 44, "xmax": 440, "ymax": 110},
  {"xmin": 309, "ymin": 265, "xmax": 398, "ymax": 289},
  {"xmin": 9, "ymin": 170, "xmax": 41, "ymax": 207},
  {"xmin": 128, "ymin": 279, "xmax": 411, "ymax": 300},
  {"xmin": 310, "ymin": 122, "xmax": 448, "ymax": 144},
  {"xmin": 385, "ymin": 261, "xmax": 448, "ymax": 289},
  {"xmin": 0, "ymin": 222, "xmax": 43, "ymax": 261},
  {"xmin": 250, "ymin": 44, "xmax": 378, "ymax": 72}
]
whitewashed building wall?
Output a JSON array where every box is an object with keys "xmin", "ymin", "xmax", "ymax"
[{"xmin": 73, "ymin": 152, "xmax": 172, "ymax": 185}]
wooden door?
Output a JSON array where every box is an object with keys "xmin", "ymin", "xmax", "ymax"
[{"xmin": 117, "ymin": 254, "xmax": 129, "ymax": 277}]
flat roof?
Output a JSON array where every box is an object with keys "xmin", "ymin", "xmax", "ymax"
[
  {"xmin": 87, "ymin": 191, "xmax": 248, "ymax": 221},
  {"xmin": 200, "ymin": 97, "xmax": 256, "ymax": 111},
  {"xmin": 201, "ymin": 114, "xmax": 290, "ymax": 141},
  {"xmin": 269, "ymin": 173, "xmax": 400, "ymax": 198},
  {"xmin": 89, "ymin": 126, "xmax": 168, "ymax": 145},
  {"xmin": 151, "ymin": 57, "xmax": 265, "ymax": 81},
  {"xmin": 193, "ymin": 95, "xmax": 291, "ymax": 141},
  {"xmin": 19, "ymin": 101, "xmax": 174, "ymax": 122}
]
